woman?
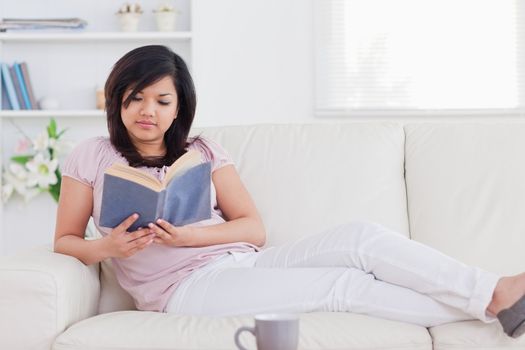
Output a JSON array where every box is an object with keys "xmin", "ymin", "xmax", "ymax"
[{"xmin": 54, "ymin": 45, "xmax": 525, "ymax": 338}]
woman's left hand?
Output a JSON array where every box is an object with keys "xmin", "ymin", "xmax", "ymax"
[{"xmin": 148, "ymin": 219, "xmax": 193, "ymax": 247}]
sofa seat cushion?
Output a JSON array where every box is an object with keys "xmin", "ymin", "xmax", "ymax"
[
  {"xmin": 430, "ymin": 320, "xmax": 525, "ymax": 349},
  {"xmin": 53, "ymin": 311, "xmax": 431, "ymax": 350}
]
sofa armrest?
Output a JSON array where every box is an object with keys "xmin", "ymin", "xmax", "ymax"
[{"xmin": 0, "ymin": 245, "xmax": 100, "ymax": 350}]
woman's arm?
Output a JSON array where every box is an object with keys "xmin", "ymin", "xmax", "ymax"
[
  {"xmin": 54, "ymin": 177, "xmax": 155, "ymax": 265},
  {"xmin": 54, "ymin": 176, "xmax": 105, "ymax": 265},
  {"xmin": 150, "ymin": 164, "xmax": 266, "ymax": 247}
]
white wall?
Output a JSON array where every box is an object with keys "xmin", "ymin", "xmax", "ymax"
[
  {"xmin": 192, "ymin": 0, "xmax": 315, "ymax": 126},
  {"xmin": 0, "ymin": 0, "xmax": 315, "ymax": 255}
]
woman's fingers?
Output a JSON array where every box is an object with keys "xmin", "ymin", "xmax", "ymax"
[
  {"xmin": 126, "ymin": 234, "xmax": 154, "ymax": 254},
  {"xmin": 113, "ymin": 213, "xmax": 139, "ymax": 235},
  {"xmin": 148, "ymin": 222, "xmax": 168, "ymax": 237},
  {"xmin": 127, "ymin": 227, "xmax": 152, "ymax": 242},
  {"xmin": 130, "ymin": 232, "xmax": 154, "ymax": 244},
  {"xmin": 155, "ymin": 219, "xmax": 172, "ymax": 231}
]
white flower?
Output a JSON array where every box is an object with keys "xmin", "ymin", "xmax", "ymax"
[
  {"xmin": 1, "ymin": 183, "xmax": 14, "ymax": 203},
  {"xmin": 22, "ymin": 187, "xmax": 42, "ymax": 202},
  {"xmin": 5, "ymin": 163, "xmax": 30, "ymax": 194},
  {"xmin": 2, "ymin": 163, "xmax": 31, "ymax": 202},
  {"xmin": 25, "ymin": 153, "xmax": 59, "ymax": 189},
  {"xmin": 50, "ymin": 138, "xmax": 74, "ymax": 156},
  {"xmin": 33, "ymin": 131, "xmax": 50, "ymax": 152}
]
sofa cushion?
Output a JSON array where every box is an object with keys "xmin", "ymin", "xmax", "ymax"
[
  {"xmin": 53, "ymin": 311, "xmax": 431, "ymax": 350},
  {"xmin": 405, "ymin": 123, "xmax": 525, "ymax": 275},
  {"xmin": 98, "ymin": 259, "xmax": 136, "ymax": 314},
  {"xmin": 0, "ymin": 246, "xmax": 99, "ymax": 350},
  {"xmin": 193, "ymin": 123, "xmax": 409, "ymax": 247},
  {"xmin": 430, "ymin": 320, "xmax": 525, "ymax": 349}
]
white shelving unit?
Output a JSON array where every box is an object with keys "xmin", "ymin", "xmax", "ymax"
[
  {"xmin": 0, "ymin": 20, "xmax": 193, "ymax": 255},
  {"xmin": 0, "ymin": 31, "xmax": 192, "ymax": 42},
  {"xmin": 0, "ymin": 31, "xmax": 193, "ymax": 118},
  {"xmin": 0, "ymin": 109, "xmax": 105, "ymax": 118}
]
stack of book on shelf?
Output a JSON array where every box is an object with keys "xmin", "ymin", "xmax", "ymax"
[
  {"xmin": 0, "ymin": 18, "xmax": 87, "ymax": 32},
  {"xmin": 0, "ymin": 62, "xmax": 39, "ymax": 110}
]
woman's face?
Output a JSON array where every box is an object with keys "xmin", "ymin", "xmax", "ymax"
[{"xmin": 120, "ymin": 76, "xmax": 178, "ymax": 149}]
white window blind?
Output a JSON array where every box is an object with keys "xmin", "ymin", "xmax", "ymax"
[{"xmin": 314, "ymin": 0, "xmax": 524, "ymax": 116}]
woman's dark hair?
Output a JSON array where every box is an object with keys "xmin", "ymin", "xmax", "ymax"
[{"xmin": 104, "ymin": 45, "xmax": 196, "ymax": 167}]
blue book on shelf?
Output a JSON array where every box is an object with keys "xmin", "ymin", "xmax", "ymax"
[
  {"xmin": 0, "ymin": 63, "xmax": 20, "ymax": 110},
  {"xmin": 9, "ymin": 65, "xmax": 25, "ymax": 109},
  {"xmin": 14, "ymin": 62, "xmax": 31, "ymax": 109},
  {"xmin": 1, "ymin": 74, "xmax": 10, "ymax": 109}
]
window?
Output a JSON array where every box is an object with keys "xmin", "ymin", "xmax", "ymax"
[{"xmin": 314, "ymin": 0, "xmax": 523, "ymax": 116}]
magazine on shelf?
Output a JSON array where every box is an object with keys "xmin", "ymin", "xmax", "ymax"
[{"xmin": 0, "ymin": 18, "xmax": 87, "ymax": 32}]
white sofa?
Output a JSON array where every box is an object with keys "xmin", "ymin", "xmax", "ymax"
[{"xmin": 1, "ymin": 122, "xmax": 525, "ymax": 350}]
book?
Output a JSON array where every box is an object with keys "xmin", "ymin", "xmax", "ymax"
[
  {"xmin": 9, "ymin": 64, "xmax": 25, "ymax": 109},
  {"xmin": 1, "ymin": 77, "xmax": 10, "ymax": 109},
  {"xmin": 0, "ymin": 63, "xmax": 20, "ymax": 110},
  {"xmin": 99, "ymin": 150, "xmax": 212, "ymax": 232},
  {"xmin": 14, "ymin": 63, "xmax": 32, "ymax": 109},
  {"xmin": 20, "ymin": 62, "xmax": 38, "ymax": 109}
]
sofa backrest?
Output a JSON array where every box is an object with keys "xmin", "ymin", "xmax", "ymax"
[
  {"xmin": 405, "ymin": 123, "xmax": 525, "ymax": 275},
  {"xmin": 197, "ymin": 123, "xmax": 410, "ymax": 244}
]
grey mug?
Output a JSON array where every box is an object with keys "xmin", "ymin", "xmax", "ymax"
[{"xmin": 234, "ymin": 313, "xmax": 299, "ymax": 350}]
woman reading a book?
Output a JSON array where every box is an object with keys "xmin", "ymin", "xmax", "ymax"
[{"xmin": 54, "ymin": 45, "xmax": 525, "ymax": 338}]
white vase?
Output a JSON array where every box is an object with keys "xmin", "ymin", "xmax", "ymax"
[
  {"xmin": 38, "ymin": 97, "xmax": 60, "ymax": 110},
  {"xmin": 155, "ymin": 11, "xmax": 176, "ymax": 32},
  {"xmin": 117, "ymin": 13, "xmax": 141, "ymax": 32}
]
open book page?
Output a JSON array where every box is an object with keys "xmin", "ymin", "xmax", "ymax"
[
  {"xmin": 103, "ymin": 149, "xmax": 203, "ymax": 192},
  {"xmin": 105, "ymin": 163, "xmax": 163, "ymax": 191},
  {"xmin": 163, "ymin": 150, "xmax": 202, "ymax": 186}
]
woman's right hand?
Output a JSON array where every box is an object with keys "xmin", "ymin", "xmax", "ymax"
[{"xmin": 103, "ymin": 213, "xmax": 155, "ymax": 258}]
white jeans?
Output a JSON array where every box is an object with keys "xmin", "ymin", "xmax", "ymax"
[{"xmin": 165, "ymin": 221, "xmax": 500, "ymax": 327}]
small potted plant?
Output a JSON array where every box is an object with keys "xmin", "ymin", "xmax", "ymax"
[
  {"xmin": 116, "ymin": 3, "xmax": 143, "ymax": 32},
  {"xmin": 153, "ymin": 3, "xmax": 178, "ymax": 32}
]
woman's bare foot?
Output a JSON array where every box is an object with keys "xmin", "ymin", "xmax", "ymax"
[{"xmin": 487, "ymin": 272, "xmax": 525, "ymax": 315}]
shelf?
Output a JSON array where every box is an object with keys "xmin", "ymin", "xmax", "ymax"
[
  {"xmin": 0, "ymin": 109, "xmax": 105, "ymax": 118},
  {"xmin": 0, "ymin": 31, "xmax": 192, "ymax": 42}
]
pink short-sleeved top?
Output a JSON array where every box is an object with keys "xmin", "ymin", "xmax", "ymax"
[{"xmin": 61, "ymin": 136, "xmax": 258, "ymax": 312}]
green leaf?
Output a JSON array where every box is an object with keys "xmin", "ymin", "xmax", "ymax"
[
  {"xmin": 49, "ymin": 169, "xmax": 62, "ymax": 203},
  {"xmin": 47, "ymin": 118, "xmax": 57, "ymax": 139},
  {"xmin": 10, "ymin": 155, "xmax": 32, "ymax": 165},
  {"xmin": 49, "ymin": 185, "xmax": 60, "ymax": 202},
  {"xmin": 56, "ymin": 128, "xmax": 69, "ymax": 139}
]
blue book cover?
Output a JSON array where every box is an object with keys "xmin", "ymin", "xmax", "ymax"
[
  {"xmin": 9, "ymin": 65, "xmax": 25, "ymax": 109},
  {"xmin": 14, "ymin": 62, "xmax": 31, "ymax": 109},
  {"xmin": 0, "ymin": 78, "xmax": 11, "ymax": 110},
  {"xmin": 1, "ymin": 72, "xmax": 11, "ymax": 109},
  {"xmin": 99, "ymin": 150, "xmax": 211, "ymax": 232},
  {"xmin": 1, "ymin": 63, "xmax": 20, "ymax": 110}
]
